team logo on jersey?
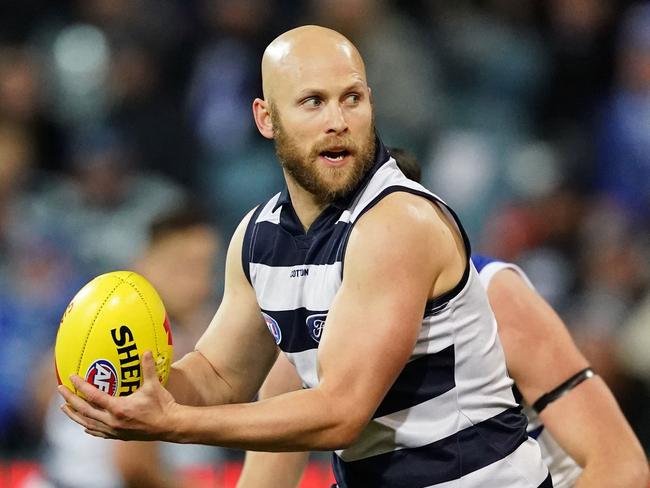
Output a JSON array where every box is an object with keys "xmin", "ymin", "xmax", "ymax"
[
  {"xmin": 306, "ymin": 314, "xmax": 327, "ymax": 343},
  {"xmin": 262, "ymin": 312, "xmax": 282, "ymax": 345},
  {"xmin": 85, "ymin": 359, "xmax": 118, "ymax": 396}
]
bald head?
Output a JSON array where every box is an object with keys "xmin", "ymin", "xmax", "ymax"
[
  {"xmin": 261, "ymin": 25, "xmax": 366, "ymax": 103},
  {"xmin": 252, "ymin": 26, "xmax": 376, "ymax": 207}
]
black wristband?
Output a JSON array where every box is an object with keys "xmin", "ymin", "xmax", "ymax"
[{"xmin": 532, "ymin": 367, "xmax": 595, "ymax": 413}]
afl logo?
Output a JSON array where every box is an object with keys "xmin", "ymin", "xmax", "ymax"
[
  {"xmin": 262, "ymin": 312, "xmax": 282, "ymax": 345},
  {"xmin": 306, "ymin": 314, "xmax": 327, "ymax": 343},
  {"xmin": 85, "ymin": 359, "xmax": 119, "ymax": 396}
]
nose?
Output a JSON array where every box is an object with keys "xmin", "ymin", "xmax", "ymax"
[{"xmin": 325, "ymin": 102, "xmax": 348, "ymax": 134}]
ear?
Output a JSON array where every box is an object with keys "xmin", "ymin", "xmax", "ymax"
[{"xmin": 252, "ymin": 98, "xmax": 274, "ymax": 140}]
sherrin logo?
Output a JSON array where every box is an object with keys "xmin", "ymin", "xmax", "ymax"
[
  {"xmin": 306, "ymin": 313, "xmax": 327, "ymax": 343},
  {"xmin": 85, "ymin": 359, "xmax": 118, "ymax": 396},
  {"xmin": 262, "ymin": 312, "xmax": 282, "ymax": 345},
  {"xmin": 111, "ymin": 325, "xmax": 141, "ymax": 397}
]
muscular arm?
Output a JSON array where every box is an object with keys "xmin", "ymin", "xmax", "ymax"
[
  {"xmin": 168, "ymin": 193, "xmax": 460, "ymax": 451},
  {"xmin": 61, "ymin": 193, "xmax": 464, "ymax": 453},
  {"xmin": 238, "ymin": 195, "xmax": 465, "ymax": 484},
  {"xmin": 490, "ymin": 269, "xmax": 649, "ymax": 488}
]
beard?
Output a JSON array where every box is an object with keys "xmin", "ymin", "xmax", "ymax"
[{"xmin": 271, "ymin": 109, "xmax": 376, "ymax": 206}]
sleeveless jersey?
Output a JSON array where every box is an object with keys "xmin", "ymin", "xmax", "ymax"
[
  {"xmin": 242, "ymin": 141, "xmax": 551, "ymax": 488},
  {"xmin": 472, "ymin": 255, "xmax": 583, "ymax": 488}
]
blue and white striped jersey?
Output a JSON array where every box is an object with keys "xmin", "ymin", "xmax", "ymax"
[
  {"xmin": 473, "ymin": 255, "xmax": 582, "ymax": 488},
  {"xmin": 243, "ymin": 141, "xmax": 551, "ymax": 487}
]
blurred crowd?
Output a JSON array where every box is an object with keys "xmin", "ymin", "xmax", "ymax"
[{"xmin": 1, "ymin": 0, "xmax": 650, "ymax": 485}]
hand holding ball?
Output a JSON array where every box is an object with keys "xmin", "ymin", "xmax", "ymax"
[{"xmin": 55, "ymin": 271, "xmax": 173, "ymax": 398}]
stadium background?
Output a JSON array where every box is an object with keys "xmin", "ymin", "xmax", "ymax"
[{"xmin": 1, "ymin": 0, "xmax": 649, "ymax": 486}]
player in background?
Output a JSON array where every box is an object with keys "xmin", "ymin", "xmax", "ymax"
[{"xmin": 237, "ymin": 149, "xmax": 648, "ymax": 488}]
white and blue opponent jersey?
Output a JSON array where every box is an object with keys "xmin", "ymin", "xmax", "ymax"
[
  {"xmin": 242, "ymin": 140, "xmax": 552, "ymax": 488},
  {"xmin": 472, "ymin": 256, "xmax": 582, "ymax": 488}
]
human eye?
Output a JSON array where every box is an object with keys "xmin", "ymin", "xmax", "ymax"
[
  {"xmin": 302, "ymin": 97, "xmax": 323, "ymax": 108},
  {"xmin": 344, "ymin": 93, "xmax": 361, "ymax": 105}
]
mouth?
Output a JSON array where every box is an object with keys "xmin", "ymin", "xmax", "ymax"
[{"xmin": 319, "ymin": 148, "xmax": 351, "ymax": 165}]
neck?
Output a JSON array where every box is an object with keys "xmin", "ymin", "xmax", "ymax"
[{"xmin": 284, "ymin": 172, "xmax": 328, "ymax": 232}]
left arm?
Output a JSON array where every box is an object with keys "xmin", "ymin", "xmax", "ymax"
[
  {"xmin": 169, "ymin": 193, "xmax": 456, "ymax": 451},
  {"xmin": 59, "ymin": 193, "xmax": 460, "ymax": 452},
  {"xmin": 489, "ymin": 270, "xmax": 649, "ymax": 488}
]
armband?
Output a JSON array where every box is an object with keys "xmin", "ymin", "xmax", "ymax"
[{"xmin": 532, "ymin": 367, "xmax": 595, "ymax": 413}]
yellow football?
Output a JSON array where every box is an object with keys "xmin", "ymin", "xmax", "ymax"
[{"xmin": 55, "ymin": 271, "xmax": 173, "ymax": 397}]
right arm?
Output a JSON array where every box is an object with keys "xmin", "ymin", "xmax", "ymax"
[{"xmin": 237, "ymin": 355, "xmax": 309, "ymax": 488}]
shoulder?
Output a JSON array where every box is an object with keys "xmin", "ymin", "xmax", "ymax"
[
  {"xmin": 347, "ymin": 192, "xmax": 462, "ymax": 276},
  {"xmin": 355, "ymin": 191, "xmax": 447, "ymax": 233},
  {"xmin": 358, "ymin": 191, "xmax": 460, "ymax": 247}
]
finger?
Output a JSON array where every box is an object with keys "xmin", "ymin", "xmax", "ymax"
[
  {"xmin": 61, "ymin": 403, "xmax": 117, "ymax": 437},
  {"xmin": 58, "ymin": 385, "xmax": 113, "ymax": 425},
  {"xmin": 85, "ymin": 428, "xmax": 110, "ymax": 439},
  {"xmin": 60, "ymin": 403, "xmax": 96, "ymax": 430},
  {"xmin": 58, "ymin": 384, "xmax": 105, "ymax": 418},
  {"xmin": 70, "ymin": 375, "xmax": 113, "ymax": 410},
  {"xmin": 141, "ymin": 350, "xmax": 158, "ymax": 385},
  {"xmin": 57, "ymin": 384, "xmax": 78, "ymax": 404},
  {"xmin": 60, "ymin": 402, "xmax": 87, "ymax": 427}
]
